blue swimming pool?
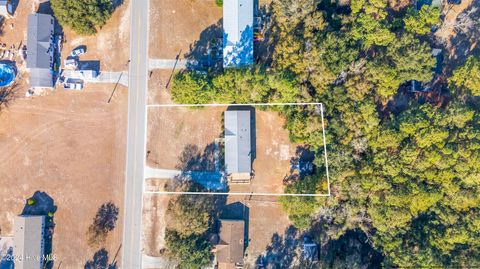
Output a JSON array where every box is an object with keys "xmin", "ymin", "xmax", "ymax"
[{"xmin": 0, "ymin": 63, "xmax": 16, "ymax": 87}]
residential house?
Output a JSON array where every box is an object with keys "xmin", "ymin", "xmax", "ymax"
[
  {"xmin": 224, "ymin": 109, "xmax": 253, "ymax": 183},
  {"xmin": 215, "ymin": 219, "xmax": 245, "ymax": 269},
  {"xmin": 223, "ymin": 0, "xmax": 254, "ymax": 68},
  {"xmin": 27, "ymin": 13, "xmax": 55, "ymax": 88},
  {"xmin": 13, "ymin": 215, "xmax": 46, "ymax": 269}
]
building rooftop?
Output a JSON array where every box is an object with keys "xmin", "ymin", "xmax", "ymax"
[
  {"xmin": 13, "ymin": 215, "xmax": 45, "ymax": 269},
  {"xmin": 216, "ymin": 219, "xmax": 245, "ymax": 268},
  {"xmin": 27, "ymin": 13, "xmax": 54, "ymax": 88},
  {"xmin": 223, "ymin": 0, "xmax": 254, "ymax": 67},
  {"xmin": 224, "ymin": 110, "xmax": 252, "ymax": 175}
]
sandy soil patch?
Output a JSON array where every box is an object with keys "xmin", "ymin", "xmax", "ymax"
[
  {"xmin": 0, "ymin": 84, "xmax": 127, "ymax": 268},
  {"xmin": 146, "ymin": 106, "xmax": 224, "ymax": 169},
  {"xmin": 147, "ymin": 69, "xmax": 175, "ymax": 105},
  {"xmin": 149, "ymin": 0, "xmax": 222, "ymax": 59}
]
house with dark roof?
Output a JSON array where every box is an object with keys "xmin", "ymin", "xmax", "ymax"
[
  {"xmin": 224, "ymin": 109, "xmax": 253, "ymax": 183},
  {"xmin": 223, "ymin": 0, "xmax": 254, "ymax": 68},
  {"xmin": 215, "ymin": 219, "xmax": 245, "ymax": 269},
  {"xmin": 13, "ymin": 215, "xmax": 46, "ymax": 269},
  {"xmin": 27, "ymin": 13, "xmax": 55, "ymax": 88}
]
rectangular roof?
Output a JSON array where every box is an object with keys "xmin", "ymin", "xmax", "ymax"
[
  {"xmin": 27, "ymin": 13, "xmax": 54, "ymax": 88},
  {"xmin": 13, "ymin": 215, "xmax": 45, "ymax": 269},
  {"xmin": 223, "ymin": 0, "xmax": 254, "ymax": 67},
  {"xmin": 217, "ymin": 219, "xmax": 245, "ymax": 267},
  {"xmin": 224, "ymin": 110, "xmax": 252, "ymax": 174}
]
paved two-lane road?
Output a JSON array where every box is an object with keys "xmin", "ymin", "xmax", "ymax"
[{"xmin": 122, "ymin": 0, "xmax": 149, "ymax": 267}]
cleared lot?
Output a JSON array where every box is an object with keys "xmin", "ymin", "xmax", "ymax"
[
  {"xmin": 149, "ymin": 0, "xmax": 222, "ymax": 59},
  {"xmin": 146, "ymin": 106, "xmax": 297, "ymax": 194},
  {"xmin": 0, "ymin": 84, "xmax": 127, "ymax": 268}
]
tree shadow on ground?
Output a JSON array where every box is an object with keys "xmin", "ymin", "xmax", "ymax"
[
  {"xmin": 183, "ymin": 19, "xmax": 223, "ymax": 71},
  {"xmin": 256, "ymin": 226, "xmax": 301, "ymax": 268},
  {"xmin": 87, "ymin": 202, "xmax": 119, "ymax": 247},
  {"xmin": 319, "ymin": 230, "xmax": 383, "ymax": 269},
  {"xmin": 21, "ymin": 191, "xmax": 57, "ymax": 269},
  {"xmin": 112, "ymin": 0, "xmax": 124, "ymax": 10},
  {"xmin": 176, "ymin": 143, "xmax": 218, "ymax": 172},
  {"xmin": 84, "ymin": 248, "xmax": 118, "ymax": 269}
]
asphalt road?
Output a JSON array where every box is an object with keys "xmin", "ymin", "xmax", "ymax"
[{"xmin": 121, "ymin": 0, "xmax": 149, "ymax": 267}]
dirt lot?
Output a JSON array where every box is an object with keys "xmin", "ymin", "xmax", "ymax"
[
  {"xmin": 148, "ymin": 69, "xmax": 175, "ymax": 105},
  {"xmin": 0, "ymin": 84, "xmax": 128, "ymax": 268},
  {"xmin": 146, "ymin": 106, "xmax": 224, "ymax": 169},
  {"xmin": 143, "ymin": 180, "xmax": 171, "ymax": 257},
  {"xmin": 149, "ymin": 0, "xmax": 222, "ymax": 59}
]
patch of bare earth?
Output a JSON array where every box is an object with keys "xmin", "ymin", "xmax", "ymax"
[
  {"xmin": 149, "ymin": 0, "xmax": 222, "ymax": 59},
  {"xmin": 146, "ymin": 106, "xmax": 224, "ymax": 169},
  {"xmin": 147, "ymin": 69, "xmax": 175, "ymax": 105},
  {"xmin": 0, "ymin": 84, "xmax": 128, "ymax": 268},
  {"xmin": 435, "ymin": 0, "xmax": 475, "ymax": 48}
]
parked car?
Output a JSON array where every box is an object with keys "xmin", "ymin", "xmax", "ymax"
[
  {"xmin": 64, "ymin": 58, "xmax": 77, "ymax": 69},
  {"xmin": 64, "ymin": 80, "xmax": 83, "ymax": 90},
  {"xmin": 70, "ymin": 47, "xmax": 85, "ymax": 57}
]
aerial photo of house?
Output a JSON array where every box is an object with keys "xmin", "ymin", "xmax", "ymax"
[{"xmin": 0, "ymin": 0, "xmax": 480, "ymax": 268}]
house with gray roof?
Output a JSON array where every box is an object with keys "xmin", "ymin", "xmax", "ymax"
[
  {"xmin": 27, "ymin": 13, "xmax": 55, "ymax": 88},
  {"xmin": 223, "ymin": 0, "xmax": 254, "ymax": 68},
  {"xmin": 224, "ymin": 109, "xmax": 253, "ymax": 183},
  {"xmin": 13, "ymin": 215, "xmax": 45, "ymax": 269}
]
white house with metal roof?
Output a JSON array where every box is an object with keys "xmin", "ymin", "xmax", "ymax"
[
  {"xmin": 27, "ymin": 13, "xmax": 55, "ymax": 88},
  {"xmin": 224, "ymin": 110, "xmax": 252, "ymax": 183},
  {"xmin": 223, "ymin": 0, "xmax": 254, "ymax": 68},
  {"xmin": 13, "ymin": 215, "xmax": 45, "ymax": 269}
]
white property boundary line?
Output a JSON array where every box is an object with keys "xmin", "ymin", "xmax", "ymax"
[{"xmin": 146, "ymin": 102, "xmax": 331, "ymax": 197}]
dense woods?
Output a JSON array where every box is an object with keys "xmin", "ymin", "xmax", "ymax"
[{"xmin": 170, "ymin": 0, "xmax": 480, "ymax": 267}]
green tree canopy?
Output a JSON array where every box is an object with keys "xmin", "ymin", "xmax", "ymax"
[
  {"xmin": 403, "ymin": 6, "xmax": 440, "ymax": 35},
  {"xmin": 165, "ymin": 230, "xmax": 212, "ymax": 269},
  {"xmin": 450, "ymin": 56, "xmax": 480, "ymax": 96},
  {"xmin": 51, "ymin": 0, "xmax": 113, "ymax": 35}
]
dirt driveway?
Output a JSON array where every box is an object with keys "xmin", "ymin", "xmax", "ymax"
[{"xmin": 0, "ymin": 84, "xmax": 127, "ymax": 268}]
